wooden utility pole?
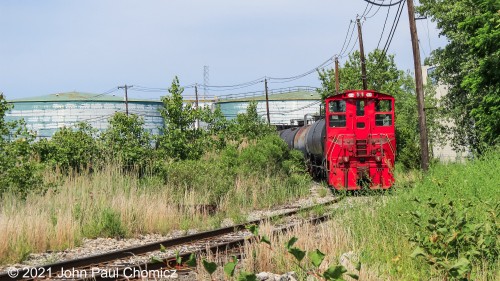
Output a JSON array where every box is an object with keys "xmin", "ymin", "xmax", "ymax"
[
  {"xmin": 118, "ymin": 85, "xmax": 133, "ymax": 115},
  {"xmin": 264, "ymin": 78, "xmax": 270, "ymax": 124},
  {"xmin": 356, "ymin": 18, "xmax": 368, "ymax": 90},
  {"xmin": 407, "ymin": 0, "xmax": 430, "ymax": 171},
  {"xmin": 195, "ymin": 84, "xmax": 200, "ymax": 129},
  {"xmin": 334, "ymin": 57, "xmax": 340, "ymax": 94}
]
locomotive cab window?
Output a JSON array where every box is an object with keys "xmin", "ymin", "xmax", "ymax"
[
  {"xmin": 329, "ymin": 100, "xmax": 346, "ymax": 112},
  {"xmin": 375, "ymin": 114, "xmax": 392, "ymax": 126},
  {"xmin": 356, "ymin": 100, "xmax": 365, "ymax": 116},
  {"xmin": 376, "ymin": 100, "xmax": 392, "ymax": 112},
  {"xmin": 329, "ymin": 115, "xmax": 346, "ymax": 127}
]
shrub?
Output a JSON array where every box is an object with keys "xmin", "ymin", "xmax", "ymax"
[{"xmin": 35, "ymin": 122, "xmax": 100, "ymax": 172}]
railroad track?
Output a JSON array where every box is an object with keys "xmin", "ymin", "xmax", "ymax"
[{"xmin": 0, "ymin": 198, "xmax": 341, "ymax": 281}]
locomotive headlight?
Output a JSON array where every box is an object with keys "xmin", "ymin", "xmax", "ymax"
[{"xmin": 343, "ymin": 156, "xmax": 350, "ymax": 163}]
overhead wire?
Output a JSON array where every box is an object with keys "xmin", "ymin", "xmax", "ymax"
[
  {"xmin": 365, "ymin": 0, "xmax": 384, "ymax": 18},
  {"xmin": 337, "ymin": 21, "xmax": 355, "ymax": 58},
  {"xmin": 339, "ymin": 21, "xmax": 357, "ymax": 58},
  {"xmin": 362, "ymin": 0, "xmax": 404, "ymax": 6},
  {"xmin": 374, "ymin": 0, "xmax": 406, "ymax": 72},
  {"xmin": 98, "ymin": 1, "xmax": 391, "ymax": 95},
  {"xmin": 267, "ymin": 58, "xmax": 333, "ymax": 83},
  {"xmin": 376, "ymin": 0, "xmax": 393, "ymax": 50}
]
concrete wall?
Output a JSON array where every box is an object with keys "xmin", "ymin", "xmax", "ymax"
[{"xmin": 422, "ymin": 66, "xmax": 470, "ymax": 162}]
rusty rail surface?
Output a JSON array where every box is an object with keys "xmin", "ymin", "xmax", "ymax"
[{"xmin": 0, "ymin": 198, "xmax": 340, "ymax": 281}]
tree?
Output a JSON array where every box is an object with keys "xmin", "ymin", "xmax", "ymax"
[
  {"xmin": 158, "ymin": 77, "xmax": 207, "ymax": 160},
  {"xmin": 0, "ymin": 94, "xmax": 43, "ymax": 198},
  {"xmin": 418, "ymin": 0, "xmax": 500, "ymax": 152},
  {"xmin": 228, "ymin": 101, "xmax": 275, "ymax": 142},
  {"xmin": 102, "ymin": 112, "xmax": 153, "ymax": 169},
  {"xmin": 200, "ymin": 104, "xmax": 230, "ymax": 149},
  {"xmin": 318, "ymin": 50, "xmax": 441, "ymax": 169}
]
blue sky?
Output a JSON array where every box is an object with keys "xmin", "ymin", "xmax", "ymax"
[{"xmin": 0, "ymin": 0, "xmax": 447, "ymax": 100}]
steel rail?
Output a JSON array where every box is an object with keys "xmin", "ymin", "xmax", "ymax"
[
  {"xmin": 87, "ymin": 213, "xmax": 332, "ymax": 281},
  {"xmin": 0, "ymin": 199, "xmax": 340, "ymax": 281}
]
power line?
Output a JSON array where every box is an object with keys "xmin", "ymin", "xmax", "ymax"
[
  {"xmin": 365, "ymin": 0, "xmax": 384, "ymax": 18},
  {"xmin": 362, "ymin": 0, "xmax": 404, "ymax": 6},
  {"xmin": 376, "ymin": 0, "xmax": 393, "ymax": 50},
  {"xmin": 267, "ymin": 58, "xmax": 333, "ymax": 83},
  {"xmin": 360, "ymin": 1, "xmax": 372, "ymax": 18},
  {"xmin": 374, "ymin": 0, "xmax": 406, "ymax": 71},
  {"xmin": 205, "ymin": 79, "xmax": 265, "ymax": 92},
  {"xmin": 339, "ymin": 20, "xmax": 357, "ymax": 58},
  {"xmin": 205, "ymin": 76, "xmax": 266, "ymax": 88},
  {"xmin": 337, "ymin": 21, "xmax": 355, "ymax": 58},
  {"xmin": 81, "ymin": 88, "xmax": 120, "ymax": 101}
]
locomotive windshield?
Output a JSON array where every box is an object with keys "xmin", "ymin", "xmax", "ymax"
[
  {"xmin": 356, "ymin": 100, "xmax": 365, "ymax": 116},
  {"xmin": 329, "ymin": 115, "xmax": 346, "ymax": 127},
  {"xmin": 375, "ymin": 100, "xmax": 392, "ymax": 112},
  {"xmin": 329, "ymin": 100, "xmax": 346, "ymax": 127},
  {"xmin": 329, "ymin": 100, "xmax": 346, "ymax": 112},
  {"xmin": 375, "ymin": 99, "xmax": 393, "ymax": 126}
]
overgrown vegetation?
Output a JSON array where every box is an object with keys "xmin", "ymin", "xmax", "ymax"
[
  {"xmin": 162, "ymin": 225, "xmax": 361, "ymax": 281},
  {"xmin": 0, "ymin": 78, "xmax": 311, "ymax": 263},
  {"xmin": 418, "ymin": 0, "xmax": 500, "ymax": 153},
  {"xmin": 342, "ymin": 150, "xmax": 499, "ymax": 280}
]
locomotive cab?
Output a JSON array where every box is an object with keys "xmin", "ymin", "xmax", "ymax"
[{"xmin": 325, "ymin": 90, "xmax": 396, "ymax": 189}]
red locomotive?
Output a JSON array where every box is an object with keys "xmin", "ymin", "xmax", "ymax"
[{"xmin": 280, "ymin": 90, "xmax": 396, "ymax": 190}]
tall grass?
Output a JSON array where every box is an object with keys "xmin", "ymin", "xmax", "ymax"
[
  {"xmin": 344, "ymin": 149, "xmax": 500, "ymax": 280},
  {"xmin": 0, "ymin": 136, "xmax": 311, "ymax": 264},
  {"xmin": 227, "ymin": 150, "xmax": 499, "ymax": 280}
]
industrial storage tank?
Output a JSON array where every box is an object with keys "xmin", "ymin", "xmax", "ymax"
[
  {"xmin": 5, "ymin": 92, "xmax": 164, "ymax": 139},
  {"xmin": 215, "ymin": 87, "xmax": 322, "ymax": 126}
]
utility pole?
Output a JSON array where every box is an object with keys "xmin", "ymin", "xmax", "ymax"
[
  {"xmin": 118, "ymin": 85, "xmax": 133, "ymax": 115},
  {"xmin": 407, "ymin": 0, "xmax": 430, "ymax": 171},
  {"xmin": 334, "ymin": 56, "xmax": 340, "ymax": 94},
  {"xmin": 264, "ymin": 78, "xmax": 270, "ymax": 124},
  {"xmin": 356, "ymin": 18, "xmax": 368, "ymax": 90},
  {"xmin": 195, "ymin": 84, "xmax": 200, "ymax": 129}
]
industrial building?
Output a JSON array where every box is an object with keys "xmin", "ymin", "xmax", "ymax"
[
  {"xmin": 422, "ymin": 66, "xmax": 470, "ymax": 162},
  {"xmin": 216, "ymin": 87, "xmax": 322, "ymax": 126},
  {"xmin": 6, "ymin": 92, "xmax": 164, "ymax": 138}
]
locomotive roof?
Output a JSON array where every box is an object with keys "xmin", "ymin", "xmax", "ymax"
[{"xmin": 327, "ymin": 90, "xmax": 394, "ymax": 99}]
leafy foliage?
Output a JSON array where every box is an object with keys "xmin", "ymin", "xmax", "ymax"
[
  {"xmin": 35, "ymin": 122, "xmax": 100, "ymax": 172},
  {"xmin": 228, "ymin": 101, "xmax": 275, "ymax": 141},
  {"xmin": 0, "ymin": 94, "xmax": 43, "ymax": 198},
  {"xmin": 158, "ymin": 76, "xmax": 207, "ymax": 160},
  {"xmin": 101, "ymin": 113, "xmax": 153, "ymax": 170},
  {"xmin": 409, "ymin": 199, "xmax": 498, "ymax": 280},
  {"xmin": 418, "ymin": 0, "xmax": 500, "ymax": 152}
]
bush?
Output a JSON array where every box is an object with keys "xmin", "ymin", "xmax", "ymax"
[
  {"xmin": 101, "ymin": 113, "xmax": 153, "ymax": 171},
  {"xmin": 0, "ymin": 95, "xmax": 43, "ymax": 198},
  {"xmin": 34, "ymin": 122, "xmax": 100, "ymax": 172},
  {"xmin": 83, "ymin": 208, "xmax": 126, "ymax": 238},
  {"xmin": 344, "ymin": 149, "xmax": 500, "ymax": 279}
]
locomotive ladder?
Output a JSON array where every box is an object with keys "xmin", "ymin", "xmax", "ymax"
[{"xmin": 355, "ymin": 139, "xmax": 368, "ymax": 156}]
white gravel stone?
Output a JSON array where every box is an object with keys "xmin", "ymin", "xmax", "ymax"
[
  {"xmin": 0, "ymin": 183, "xmax": 340, "ymax": 274},
  {"xmin": 256, "ymin": 271, "xmax": 270, "ymax": 280}
]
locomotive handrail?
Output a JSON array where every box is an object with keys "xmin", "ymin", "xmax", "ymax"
[
  {"xmin": 381, "ymin": 133, "xmax": 396, "ymax": 156},
  {"xmin": 326, "ymin": 135, "xmax": 340, "ymax": 170}
]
